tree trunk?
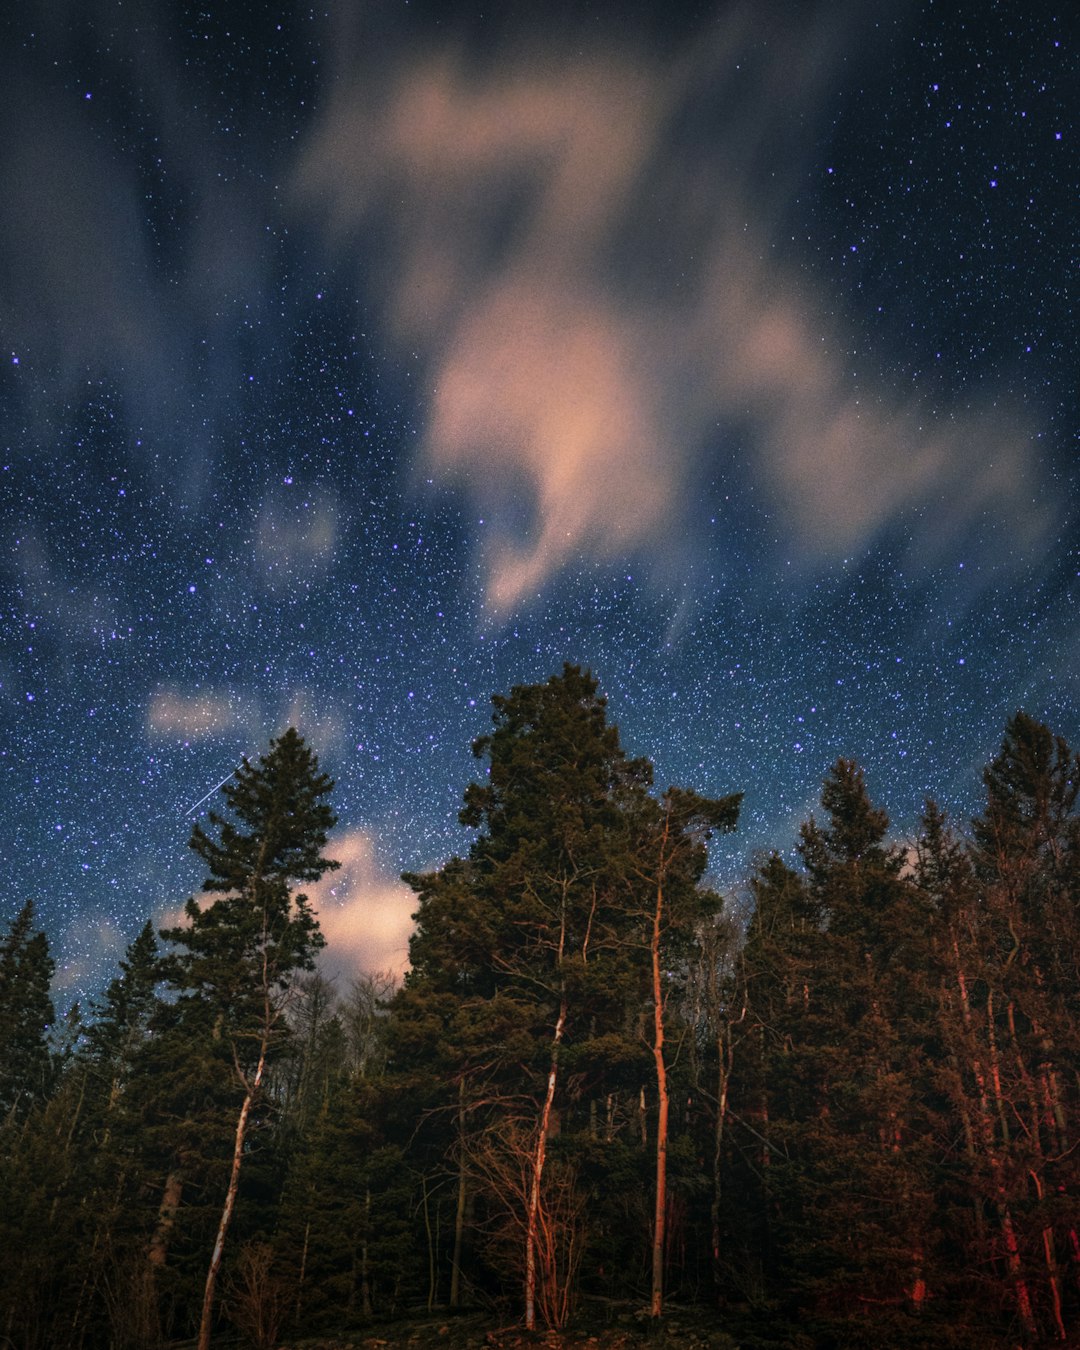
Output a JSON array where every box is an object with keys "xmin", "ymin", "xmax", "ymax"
[
  {"xmin": 650, "ymin": 871, "xmax": 669, "ymax": 1320},
  {"xmin": 422, "ymin": 1172, "xmax": 437, "ymax": 1314},
  {"xmin": 450, "ymin": 1081, "xmax": 467, "ymax": 1308},
  {"xmin": 361, "ymin": 1188, "xmax": 373, "ymax": 1318},
  {"xmin": 295, "ymin": 1219, "xmax": 311, "ymax": 1323},
  {"xmin": 710, "ymin": 1025, "xmax": 731, "ymax": 1297},
  {"xmin": 197, "ymin": 1041, "xmax": 266, "ymax": 1350},
  {"xmin": 952, "ymin": 945, "xmax": 1037, "ymax": 1339},
  {"xmin": 148, "ymin": 1169, "xmax": 184, "ymax": 1268},
  {"xmin": 525, "ymin": 997, "xmax": 566, "ymax": 1331}
]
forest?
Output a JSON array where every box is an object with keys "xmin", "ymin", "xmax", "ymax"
[{"xmin": 1, "ymin": 665, "xmax": 1078, "ymax": 1350}]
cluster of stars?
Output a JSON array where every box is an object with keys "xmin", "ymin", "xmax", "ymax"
[{"xmin": 1, "ymin": 0, "xmax": 1076, "ymax": 1000}]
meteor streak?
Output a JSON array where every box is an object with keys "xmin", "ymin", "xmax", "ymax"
[{"xmin": 183, "ymin": 764, "xmax": 244, "ymax": 817}]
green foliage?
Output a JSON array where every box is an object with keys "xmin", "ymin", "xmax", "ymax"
[
  {"xmin": 85, "ymin": 920, "xmax": 160, "ymax": 1065},
  {"xmin": 162, "ymin": 729, "xmax": 336, "ymax": 1030},
  {"xmin": 398, "ymin": 667, "xmax": 742, "ymax": 1325},
  {"xmin": 5, "ymin": 694, "xmax": 1080, "ymax": 1348},
  {"xmin": 0, "ymin": 899, "xmax": 56, "ymax": 1121},
  {"xmin": 733, "ymin": 760, "xmax": 943, "ymax": 1336}
]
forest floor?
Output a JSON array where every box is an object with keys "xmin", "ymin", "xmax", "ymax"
[{"xmin": 282, "ymin": 1305, "xmax": 743, "ymax": 1349}]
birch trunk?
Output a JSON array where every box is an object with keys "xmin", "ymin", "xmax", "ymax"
[{"xmin": 196, "ymin": 1040, "xmax": 267, "ymax": 1350}]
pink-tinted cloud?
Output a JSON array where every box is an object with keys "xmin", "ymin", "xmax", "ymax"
[
  {"xmin": 152, "ymin": 827, "xmax": 415, "ymax": 986},
  {"xmin": 308, "ymin": 829, "xmax": 416, "ymax": 983},
  {"xmin": 147, "ymin": 688, "xmax": 245, "ymax": 740},
  {"xmin": 295, "ymin": 9, "xmax": 1051, "ymax": 610}
]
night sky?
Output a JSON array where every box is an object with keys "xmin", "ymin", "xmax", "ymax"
[{"xmin": 3, "ymin": 0, "xmax": 1077, "ymax": 1002}]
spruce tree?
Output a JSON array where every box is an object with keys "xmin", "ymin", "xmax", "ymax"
[
  {"xmin": 400, "ymin": 670, "xmax": 649, "ymax": 1323},
  {"xmin": 963, "ymin": 714, "xmax": 1080, "ymax": 1340},
  {"xmin": 0, "ymin": 899, "xmax": 56, "ymax": 1122},
  {"xmin": 737, "ymin": 762, "xmax": 938, "ymax": 1339},
  {"xmin": 160, "ymin": 728, "xmax": 338, "ymax": 1350},
  {"xmin": 400, "ymin": 667, "xmax": 742, "ymax": 1328}
]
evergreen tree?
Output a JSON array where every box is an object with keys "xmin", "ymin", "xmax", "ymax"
[
  {"xmin": 0, "ymin": 923, "xmax": 162, "ymax": 1350},
  {"xmin": 737, "ymin": 762, "xmax": 939, "ymax": 1340},
  {"xmin": 399, "ymin": 667, "xmax": 741, "ymax": 1328},
  {"xmin": 403, "ymin": 667, "xmax": 652, "ymax": 1327},
  {"xmin": 160, "ymin": 727, "xmax": 338, "ymax": 1350},
  {"xmin": 959, "ymin": 714, "xmax": 1080, "ymax": 1340},
  {"xmin": 0, "ymin": 899, "xmax": 56, "ymax": 1122},
  {"xmin": 86, "ymin": 921, "xmax": 160, "ymax": 1067},
  {"xmin": 274, "ymin": 1074, "xmax": 414, "ymax": 1331}
]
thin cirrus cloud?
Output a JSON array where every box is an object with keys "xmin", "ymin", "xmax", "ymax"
[
  {"xmin": 55, "ymin": 909, "xmax": 128, "ymax": 994},
  {"xmin": 147, "ymin": 688, "xmax": 247, "ymax": 741},
  {"xmin": 254, "ymin": 487, "xmax": 342, "ymax": 589},
  {"xmin": 0, "ymin": 2, "xmax": 1051, "ymax": 618},
  {"xmin": 295, "ymin": 5, "xmax": 1050, "ymax": 610},
  {"xmin": 147, "ymin": 690, "xmax": 349, "ymax": 802},
  {"xmin": 0, "ymin": 72, "xmax": 170, "ymax": 420}
]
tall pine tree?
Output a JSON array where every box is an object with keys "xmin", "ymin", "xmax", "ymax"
[
  {"xmin": 160, "ymin": 728, "xmax": 338, "ymax": 1350},
  {"xmin": 0, "ymin": 900, "xmax": 56, "ymax": 1122}
]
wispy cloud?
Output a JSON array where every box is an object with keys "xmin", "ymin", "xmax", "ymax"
[
  {"xmin": 54, "ymin": 909, "xmax": 127, "ymax": 996},
  {"xmin": 0, "ymin": 71, "xmax": 173, "ymax": 420},
  {"xmin": 147, "ymin": 688, "xmax": 248, "ymax": 741},
  {"xmin": 254, "ymin": 487, "xmax": 341, "ymax": 589},
  {"xmin": 296, "ymin": 4, "xmax": 1050, "ymax": 608},
  {"xmin": 2, "ymin": 1, "xmax": 1052, "ymax": 616},
  {"xmin": 308, "ymin": 829, "xmax": 416, "ymax": 982}
]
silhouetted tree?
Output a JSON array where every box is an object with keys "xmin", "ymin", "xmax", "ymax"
[
  {"xmin": 160, "ymin": 728, "xmax": 337, "ymax": 1350},
  {"xmin": 0, "ymin": 900, "xmax": 55, "ymax": 1122}
]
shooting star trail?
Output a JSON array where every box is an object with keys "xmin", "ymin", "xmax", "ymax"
[{"xmin": 183, "ymin": 763, "xmax": 243, "ymax": 817}]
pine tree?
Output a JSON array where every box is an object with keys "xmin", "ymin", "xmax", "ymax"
[
  {"xmin": 88, "ymin": 922, "xmax": 159, "ymax": 1057},
  {"xmin": 160, "ymin": 728, "xmax": 338, "ymax": 1350},
  {"xmin": 624, "ymin": 786, "xmax": 741, "ymax": 1318},
  {"xmin": 736, "ymin": 762, "xmax": 939, "ymax": 1338},
  {"xmin": 0, "ymin": 899, "xmax": 56, "ymax": 1122},
  {"xmin": 962, "ymin": 714, "xmax": 1080, "ymax": 1340},
  {"xmin": 402, "ymin": 667, "xmax": 656, "ymax": 1328},
  {"xmin": 0, "ymin": 919, "xmax": 168, "ymax": 1350},
  {"xmin": 399, "ymin": 668, "xmax": 743, "ymax": 1328}
]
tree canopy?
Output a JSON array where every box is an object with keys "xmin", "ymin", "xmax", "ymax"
[{"xmin": 2, "ymin": 697, "xmax": 1078, "ymax": 1349}]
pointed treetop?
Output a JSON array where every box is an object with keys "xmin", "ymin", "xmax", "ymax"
[
  {"xmin": 800, "ymin": 758, "xmax": 896, "ymax": 875},
  {"xmin": 974, "ymin": 711, "xmax": 1080, "ymax": 864},
  {"xmin": 190, "ymin": 727, "xmax": 339, "ymax": 897}
]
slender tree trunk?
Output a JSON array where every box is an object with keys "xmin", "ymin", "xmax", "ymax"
[
  {"xmin": 148, "ymin": 1169, "xmax": 184, "ymax": 1268},
  {"xmin": 525, "ymin": 998, "xmax": 566, "ymax": 1331},
  {"xmin": 450, "ymin": 1080, "xmax": 467, "ymax": 1308},
  {"xmin": 295, "ymin": 1219, "xmax": 311, "ymax": 1323},
  {"xmin": 197, "ymin": 1040, "xmax": 267, "ymax": 1350},
  {"xmin": 952, "ymin": 945, "xmax": 1037, "ymax": 1339},
  {"xmin": 1030, "ymin": 1169, "xmax": 1067, "ymax": 1340},
  {"xmin": 423, "ymin": 1173, "xmax": 437, "ymax": 1313},
  {"xmin": 650, "ymin": 873, "xmax": 669, "ymax": 1320},
  {"xmin": 710, "ymin": 1029, "xmax": 730, "ymax": 1291},
  {"xmin": 360, "ymin": 1188, "xmax": 373, "ymax": 1318}
]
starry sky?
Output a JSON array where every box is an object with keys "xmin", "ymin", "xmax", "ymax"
[{"xmin": 3, "ymin": 0, "xmax": 1077, "ymax": 1002}]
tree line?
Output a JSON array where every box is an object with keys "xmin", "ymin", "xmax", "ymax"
[{"xmin": 1, "ymin": 667, "xmax": 1078, "ymax": 1348}]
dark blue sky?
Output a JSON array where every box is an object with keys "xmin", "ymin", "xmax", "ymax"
[{"xmin": 2, "ymin": 0, "xmax": 1076, "ymax": 1001}]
